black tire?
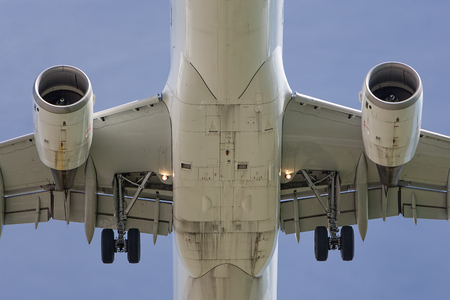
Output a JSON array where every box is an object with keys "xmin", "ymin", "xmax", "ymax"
[
  {"xmin": 101, "ymin": 229, "xmax": 115, "ymax": 264},
  {"xmin": 314, "ymin": 226, "xmax": 329, "ymax": 261},
  {"xmin": 340, "ymin": 226, "xmax": 354, "ymax": 261},
  {"xmin": 127, "ymin": 228, "xmax": 141, "ymax": 264}
]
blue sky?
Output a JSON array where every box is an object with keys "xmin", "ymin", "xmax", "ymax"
[{"xmin": 1, "ymin": 1, "xmax": 450, "ymax": 299}]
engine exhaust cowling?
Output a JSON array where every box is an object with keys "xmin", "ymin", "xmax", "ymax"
[
  {"xmin": 361, "ymin": 62, "xmax": 423, "ymax": 186},
  {"xmin": 33, "ymin": 66, "xmax": 94, "ymax": 190}
]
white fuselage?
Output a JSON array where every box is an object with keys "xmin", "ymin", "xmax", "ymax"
[{"xmin": 162, "ymin": 0, "xmax": 291, "ymax": 299}]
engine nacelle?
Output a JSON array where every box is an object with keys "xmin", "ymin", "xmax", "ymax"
[
  {"xmin": 361, "ymin": 62, "xmax": 423, "ymax": 186},
  {"xmin": 33, "ymin": 66, "xmax": 94, "ymax": 190}
]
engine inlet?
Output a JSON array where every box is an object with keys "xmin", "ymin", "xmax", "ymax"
[
  {"xmin": 365, "ymin": 62, "xmax": 422, "ymax": 110},
  {"xmin": 33, "ymin": 65, "xmax": 92, "ymax": 114}
]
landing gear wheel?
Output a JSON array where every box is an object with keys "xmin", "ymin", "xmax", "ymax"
[
  {"xmin": 127, "ymin": 228, "xmax": 141, "ymax": 264},
  {"xmin": 314, "ymin": 226, "xmax": 329, "ymax": 261},
  {"xmin": 340, "ymin": 226, "xmax": 354, "ymax": 261},
  {"xmin": 101, "ymin": 229, "xmax": 115, "ymax": 264}
]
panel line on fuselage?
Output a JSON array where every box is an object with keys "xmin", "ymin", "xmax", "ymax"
[
  {"xmin": 238, "ymin": 62, "xmax": 266, "ymax": 100},
  {"xmin": 189, "ymin": 62, "xmax": 217, "ymax": 100}
]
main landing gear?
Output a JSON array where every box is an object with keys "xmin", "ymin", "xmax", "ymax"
[
  {"xmin": 301, "ymin": 170, "xmax": 355, "ymax": 261},
  {"xmin": 101, "ymin": 172, "xmax": 152, "ymax": 264},
  {"xmin": 101, "ymin": 228, "xmax": 141, "ymax": 264},
  {"xmin": 314, "ymin": 225, "xmax": 354, "ymax": 261}
]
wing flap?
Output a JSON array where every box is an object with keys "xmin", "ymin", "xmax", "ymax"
[
  {"xmin": 52, "ymin": 191, "xmax": 173, "ymax": 236},
  {"xmin": 4, "ymin": 192, "xmax": 51, "ymax": 225},
  {"xmin": 281, "ymin": 184, "xmax": 448, "ymax": 235},
  {"xmin": 399, "ymin": 187, "xmax": 447, "ymax": 220},
  {"xmin": 4, "ymin": 190, "xmax": 173, "ymax": 236}
]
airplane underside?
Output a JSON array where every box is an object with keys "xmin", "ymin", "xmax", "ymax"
[
  {"xmin": 174, "ymin": 246, "xmax": 278, "ymax": 300},
  {"xmin": 164, "ymin": 0, "xmax": 289, "ymax": 298},
  {"xmin": 2, "ymin": 1, "xmax": 447, "ymax": 300}
]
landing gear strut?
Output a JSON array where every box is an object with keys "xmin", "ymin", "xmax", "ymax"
[
  {"xmin": 302, "ymin": 170, "xmax": 355, "ymax": 261},
  {"xmin": 101, "ymin": 173, "xmax": 150, "ymax": 264}
]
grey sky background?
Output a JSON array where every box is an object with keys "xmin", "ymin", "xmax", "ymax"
[{"xmin": 1, "ymin": 1, "xmax": 450, "ymax": 299}]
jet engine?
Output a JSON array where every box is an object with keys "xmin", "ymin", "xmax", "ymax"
[
  {"xmin": 360, "ymin": 62, "xmax": 423, "ymax": 186},
  {"xmin": 33, "ymin": 66, "xmax": 94, "ymax": 190}
]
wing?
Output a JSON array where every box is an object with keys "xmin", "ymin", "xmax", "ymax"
[
  {"xmin": 280, "ymin": 92, "xmax": 450, "ymax": 236},
  {"xmin": 0, "ymin": 95, "xmax": 173, "ymax": 238}
]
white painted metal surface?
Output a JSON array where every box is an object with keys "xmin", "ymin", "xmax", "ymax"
[
  {"xmin": 355, "ymin": 152, "xmax": 369, "ymax": 241},
  {"xmin": 164, "ymin": 0, "xmax": 290, "ymax": 298},
  {"xmin": 361, "ymin": 62, "xmax": 423, "ymax": 167},
  {"xmin": 2, "ymin": 1, "xmax": 450, "ymax": 299},
  {"xmin": 83, "ymin": 156, "xmax": 97, "ymax": 244},
  {"xmin": 33, "ymin": 66, "xmax": 94, "ymax": 171},
  {"xmin": 173, "ymin": 239, "xmax": 278, "ymax": 300}
]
